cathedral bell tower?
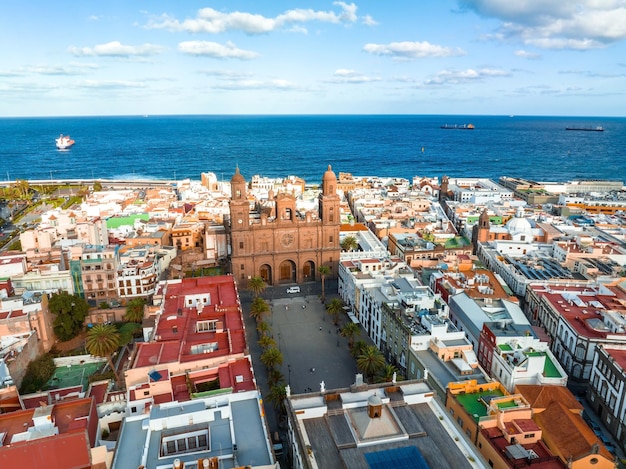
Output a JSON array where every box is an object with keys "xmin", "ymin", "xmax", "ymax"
[{"xmin": 229, "ymin": 167, "xmax": 249, "ymax": 231}]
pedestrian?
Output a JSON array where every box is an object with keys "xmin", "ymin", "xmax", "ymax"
[{"xmin": 319, "ymin": 326, "xmax": 322, "ymax": 331}]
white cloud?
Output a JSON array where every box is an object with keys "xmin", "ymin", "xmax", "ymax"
[
  {"xmin": 198, "ymin": 69, "xmax": 253, "ymax": 79},
  {"xmin": 424, "ymin": 67, "xmax": 510, "ymax": 85},
  {"xmin": 210, "ymin": 79, "xmax": 299, "ymax": 90},
  {"xmin": 146, "ymin": 3, "xmax": 374, "ymax": 34},
  {"xmin": 363, "ymin": 41, "xmax": 466, "ymax": 59},
  {"xmin": 327, "ymin": 68, "xmax": 381, "ymax": 83},
  {"xmin": 459, "ymin": 0, "xmax": 626, "ymax": 50},
  {"xmin": 78, "ymin": 80, "xmax": 146, "ymax": 89},
  {"xmin": 69, "ymin": 41, "xmax": 165, "ymax": 57},
  {"xmin": 362, "ymin": 15, "xmax": 378, "ymax": 26},
  {"xmin": 514, "ymin": 50, "xmax": 540, "ymax": 59},
  {"xmin": 178, "ymin": 41, "xmax": 259, "ymax": 59}
]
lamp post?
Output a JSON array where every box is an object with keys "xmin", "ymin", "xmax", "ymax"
[{"xmin": 287, "ymin": 364, "xmax": 291, "ymax": 386}]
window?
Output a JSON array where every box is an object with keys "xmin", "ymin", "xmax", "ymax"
[
  {"xmin": 197, "ymin": 320, "xmax": 217, "ymax": 333},
  {"xmin": 524, "ymin": 433, "xmax": 535, "ymax": 439},
  {"xmin": 239, "ymin": 241, "xmax": 244, "ymax": 249}
]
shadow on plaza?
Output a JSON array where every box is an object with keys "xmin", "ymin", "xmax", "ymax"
[{"xmin": 240, "ymin": 282, "xmax": 371, "ymax": 466}]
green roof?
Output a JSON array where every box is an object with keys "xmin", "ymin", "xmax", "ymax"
[
  {"xmin": 527, "ymin": 351, "xmax": 563, "ymax": 378},
  {"xmin": 498, "ymin": 344, "xmax": 513, "ymax": 352},
  {"xmin": 106, "ymin": 213, "xmax": 149, "ymax": 228},
  {"xmin": 455, "ymin": 389, "xmax": 505, "ymax": 421}
]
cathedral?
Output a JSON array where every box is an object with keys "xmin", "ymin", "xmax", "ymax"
[{"xmin": 228, "ymin": 166, "xmax": 341, "ymax": 287}]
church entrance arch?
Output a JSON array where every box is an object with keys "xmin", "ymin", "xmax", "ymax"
[
  {"xmin": 303, "ymin": 261, "xmax": 316, "ymax": 282},
  {"xmin": 259, "ymin": 264, "xmax": 273, "ymax": 285},
  {"xmin": 279, "ymin": 260, "xmax": 297, "ymax": 283}
]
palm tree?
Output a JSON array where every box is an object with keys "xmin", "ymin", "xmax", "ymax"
[
  {"xmin": 317, "ymin": 265, "xmax": 331, "ymax": 302},
  {"xmin": 340, "ymin": 235, "xmax": 358, "ymax": 252},
  {"xmin": 267, "ymin": 368, "xmax": 284, "ymax": 387},
  {"xmin": 356, "ymin": 345, "xmax": 385, "ymax": 382},
  {"xmin": 85, "ymin": 324, "xmax": 121, "ymax": 383},
  {"xmin": 326, "ymin": 298, "xmax": 343, "ymax": 326},
  {"xmin": 258, "ymin": 335, "xmax": 276, "ymax": 349},
  {"xmin": 260, "ymin": 347, "xmax": 283, "ymax": 370},
  {"xmin": 377, "ymin": 364, "xmax": 399, "ymax": 384},
  {"xmin": 351, "ymin": 340, "xmax": 368, "ymax": 359},
  {"xmin": 256, "ymin": 320, "xmax": 270, "ymax": 336},
  {"xmin": 247, "ymin": 276, "xmax": 267, "ymax": 298},
  {"xmin": 250, "ymin": 297, "xmax": 270, "ymax": 323},
  {"xmin": 340, "ymin": 322, "xmax": 360, "ymax": 348},
  {"xmin": 124, "ymin": 298, "xmax": 145, "ymax": 323},
  {"xmin": 268, "ymin": 384, "xmax": 287, "ymax": 415}
]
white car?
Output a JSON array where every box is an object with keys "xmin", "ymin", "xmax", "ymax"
[{"xmin": 286, "ymin": 286, "xmax": 301, "ymax": 294}]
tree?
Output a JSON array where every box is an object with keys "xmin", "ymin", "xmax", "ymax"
[
  {"xmin": 124, "ymin": 298, "xmax": 146, "ymax": 323},
  {"xmin": 326, "ymin": 298, "xmax": 343, "ymax": 326},
  {"xmin": 49, "ymin": 292, "xmax": 90, "ymax": 341},
  {"xmin": 260, "ymin": 347, "xmax": 283, "ymax": 370},
  {"xmin": 250, "ymin": 297, "xmax": 270, "ymax": 323},
  {"xmin": 256, "ymin": 320, "xmax": 270, "ymax": 336},
  {"xmin": 267, "ymin": 368, "xmax": 284, "ymax": 387},
  {"xmin": 340, "ymin": 322, "xmax": 360, "ymax": 348},
  {"xmin": 340, "ymin": 236, "xmax": 358, "ymax": 252},
  {"xmin": 268, "ymin": 384, "xmax": 287, "ymax": 415},
  {"xmin": 351, "ymin": 340, "xmax": 368, "ymax": 359},
  {"xmin": 377, "ymin": 364, "xmax": 400, "ymax": 384},
  {"xmin": 247, "ymin": 276, "xmax": 267, "ymax": 298},
  {"xmin": 318, "ymin": 265, "xmax": 331, "ymax": 302},
  {"xmin": 258, "ymin": 335, "xmax": 276, "ymax": 349},
  {"xmin": 93, "ymin": 181, "xmax": 103, "ymax": 192},
  {"xmin": 356, "ymin": 345, "xmax": 385, "ymax": 382},
  {"xmin": 85, "ymin": 324, "xmax": 121, "ymax": 383},
  {"xmin": 267, "ymin": 383, "xmax": 287, "ymax": 415}
]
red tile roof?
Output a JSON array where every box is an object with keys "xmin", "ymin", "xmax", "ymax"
[
  {"xmin": 0, "ymin": 431, "xmax": 92, "ymax": 469},
  {"xmin": 132, "ymin": 275, "xmax": 246, "ymax": 368}
]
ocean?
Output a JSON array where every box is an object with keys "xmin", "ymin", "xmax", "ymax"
[{"xmin": 0, "ymin": 115, "xmax": 624, "ymax": 184}]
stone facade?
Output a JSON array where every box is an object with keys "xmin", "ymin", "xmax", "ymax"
[{"xmin": 228, "ymin": 166, "xmax": 341, "ymax": 287}]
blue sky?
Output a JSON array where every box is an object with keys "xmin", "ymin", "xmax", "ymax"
[{"xmin": 1, "ymin": 0, "xmax": 625, "ymax": 116}]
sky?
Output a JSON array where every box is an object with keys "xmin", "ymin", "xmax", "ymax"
[{"xmin": 1, "ymin": 0, "xmax": 625, "ymax": 117}]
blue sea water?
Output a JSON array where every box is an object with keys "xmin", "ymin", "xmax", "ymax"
[{"xmin": 0, "ymin": 115, "xmax": 624, "ymax": 183}]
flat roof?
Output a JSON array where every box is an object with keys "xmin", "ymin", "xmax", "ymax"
[{"xmin": 113, "ymin": 391, "xmax": 271, "ymax": 469}]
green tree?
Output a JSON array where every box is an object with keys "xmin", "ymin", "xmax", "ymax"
[
  {"xmin": 250, "ymin": 297, "xmax": 270, "ymax": 323},
  {"xmin": 377, "ymin": 364, "xmax": 400, "ymax": 384},
  {"xmin": 340, "ymin": 236, "xmax": 358, "ymax": 252},
  {"xmin": 124, "ymin": 298, "xmax": 146, "ymax": 323},
  {"xmin": 267, "ymin": 368, "xmax": 284, "ymax": 387},
  {"xmin": 247, "ymin": 276, "xmax": 267, "ymax": 298},
  {"xmin": 93, "ymin": 181, "xmax": 103, "ymax": 192},
  {"xmin": 49, "ymin": 292, "xmax": 90, "ymax": 341},
  {"xmin": 340, "ymin": 322, "xmax": 360, "ymax": 348},
  {"xmin": 326, "ymin": 298, "xmax": 343, "ymax": 326},
  {"xmin": 318, "ymin": 265, "xmax": 331, "ymax": 302},
  {"xmin": 258, "ymin": 334, "xmax": 276, "ymax": 349},
  {"xmin": 351, "ymin": 340, "xmax": 368, "ymax": 359},
  {"xmin": 256, "ymin": 320, "xmax": 270, "ymax": 336},
  {"xmin": 260, "ymin": 347, "xmax": 283, "ymax": 370},
  {"xmin": 356, "ymin": 345, "xmax": 385, "ymax": 382},
  {"xmin": 20, "ymin": 353, "xmax": 56, "ymax": 394},
  {"xmin": 268, "ymin": 384, "xmax": 287, "ymax": 415},
  {"xmin": 85, "ymin": 324, "xmax": 121, "ymax": 383}
]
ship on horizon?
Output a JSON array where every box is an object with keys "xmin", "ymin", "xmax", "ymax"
[
  {"xmin": 55, "ymin": 134, "xmax": 75, "ymax": 150},
  {"xmin": 565, "ymin": 125, "xmax": 604, "ymax": 132},
  {"xmin": 441, "ymin": 123, "xmax": 475, "ymax": 130}
]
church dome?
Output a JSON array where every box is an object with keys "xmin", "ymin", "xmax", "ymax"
[
  {"xmin": 231, "ymin": 167, "xmax": 245, "ymax": 184},
  {"xmin": 506, "ymin": 208, "xmax": 533, "ymax": 237},
  {"xmin": 368, "ymin": 394, "xmax": 382, "ymax": 406},
  {"xmin": 322, "ymin": 165, "xmax": 337, "ymax": 183}
]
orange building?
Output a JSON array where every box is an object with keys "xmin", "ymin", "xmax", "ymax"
[{"xmin": 229, "ymin": 166, "xmax": 341, "ymax": 287}]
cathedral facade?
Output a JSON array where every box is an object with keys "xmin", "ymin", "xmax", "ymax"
[{"xmin": 228, "ymin": 166, "xmax": 341, "ymax": 287}]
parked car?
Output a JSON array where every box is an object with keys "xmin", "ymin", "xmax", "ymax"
[{"xmin": 286, "ymin": 286, "xmax": 300, "ymax": 294}]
